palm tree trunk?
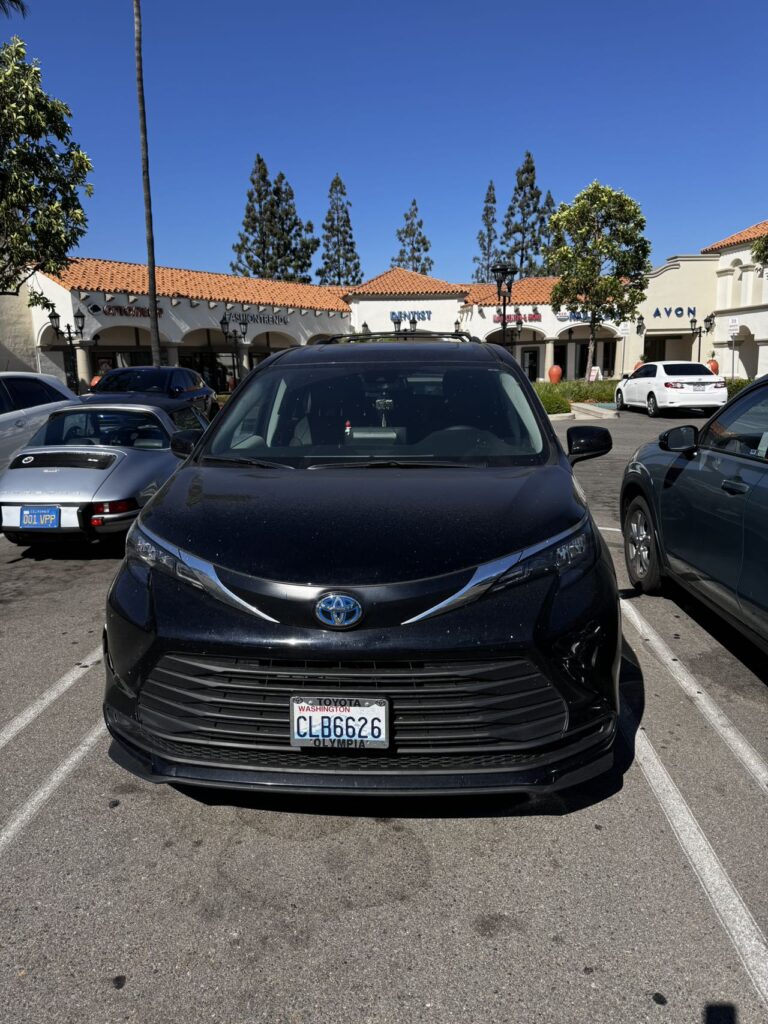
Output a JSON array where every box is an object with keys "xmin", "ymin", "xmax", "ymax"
[{"xmin": 133, "ymin": 0, "xmax": 161, "ymax": 366}]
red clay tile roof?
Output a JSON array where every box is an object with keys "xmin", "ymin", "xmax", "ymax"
[
  {"xmin": 463, "ymin": 277, "xmax": 558, "ymax": 307},
  {"xmin": 48, "ymin": 258, "xmax": 350, "ymax": 312},
  {"xmin": 345, "ymin": 267, "xmax": 468, "ymax": 297},
  {"xmin": 701, "ymin": 220, "xmax": 768, "ymax": 254}
]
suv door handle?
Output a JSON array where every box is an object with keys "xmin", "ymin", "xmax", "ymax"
[{"xmin": 721, "ymin": 479, "xmax": 749, "ymax": 495}]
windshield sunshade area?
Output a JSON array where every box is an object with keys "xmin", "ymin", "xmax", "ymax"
[
  {"xmin": 93, "ymin": 368, "xmax": 168, "ymax": 392},
  {"xmin": 204, "ymin": 362, "xmax": 547, "ymax": 467},
  {"xmin": 29, "ymin": 409, "xmax": 170, "ymax": 450}
]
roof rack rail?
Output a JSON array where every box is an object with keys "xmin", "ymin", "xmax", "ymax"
[{"xmin": 311, "ymin": 329, "xmax": 481, "ymax": 345}]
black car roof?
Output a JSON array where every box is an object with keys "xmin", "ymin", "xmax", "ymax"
[
  {"xmin": 276, "ymin": 341, "xmax": 499, "ymax": 365},
  {"xmin": 80, "ymin": 392, "xmax": 198, "ymax": 411}
]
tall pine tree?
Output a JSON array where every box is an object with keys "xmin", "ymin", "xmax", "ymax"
[
  {"xmin": 502, "ymin": 151, "xmax": 544, "ymax": 277},
  {"xmin": 231, "ymin": 154, "xmax": 318, "ymax": 281},
  {"xmin": 317, "ymin": 174, "xmax": 362, "ymax": 286},
  {"xmin": 391, "ymin": 199, "xmax": 433, "ymax": 275},
  {"xmin": 472, "ymin": 180, "xmax": 500, "ymax": 283},
  {"xmin": 537, "ymin": 190, "xmax": 556, "ymax": 275}
]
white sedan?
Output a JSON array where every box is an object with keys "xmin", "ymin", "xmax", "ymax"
[
  {"xmin": 0, "ymin": 372, "xmax": 80, "ymax": 470},
  {"xmin": 615, "ymin": 361, "xmax": 728, "ymax": 417}
]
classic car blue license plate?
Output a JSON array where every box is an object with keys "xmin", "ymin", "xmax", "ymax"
[
  {"xmin": 20, "ymin": 505, "xmax": 60, "ymax": 529},
  {"xmin": 290, "ymin": 696, "xmax": 389, "ymax": 750}
]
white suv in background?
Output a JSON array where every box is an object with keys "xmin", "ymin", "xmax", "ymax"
[
  {"xmin": 0, "ymin": 372, "xmax": 79, "ymax": 470},
  {"xmin": 615, "ymin": 361, "xmax": 727, "ymax": 417}
]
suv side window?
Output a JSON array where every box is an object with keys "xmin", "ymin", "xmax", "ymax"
[
  {"xmin": 4, "ymin": 377, "xmax": 62, "ymax": 409},
  {"xmin": 699, "ymin": 385, "xmax": 768, "ymax": 461},
  {"xmin": 171, "ymin": 370, "xmax": 188, "ymax": 393}
]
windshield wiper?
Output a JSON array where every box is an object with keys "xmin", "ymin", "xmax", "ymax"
[
  {"xmin": 308, "ymin": 459, "xmax": 481, "ymax": 470},
  {"xmin": 201, "ymin": 455, "xmax": 293, "ymax": 469}
]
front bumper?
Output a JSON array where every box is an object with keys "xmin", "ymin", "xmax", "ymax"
[{"xmin": 103, "ymin": 542, "xmax": 621, "ymax": 795}]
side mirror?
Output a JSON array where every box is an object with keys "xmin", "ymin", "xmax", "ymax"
[
  {"xmin": 621, "ymin": 373, "xmax": 630, "ymax": 380},
  {"xmin": 659, "ymin": 424, "xmax": 698, "ymax": 455},
  {"xmin": 170, "ymin": 429, "xmax": 203, "ymax": 459},
  {"xmin": 566, "ymin": 426, "xmax": 612, "ymax": 465}
]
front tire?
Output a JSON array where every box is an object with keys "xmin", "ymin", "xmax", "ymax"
[
  {"xmin": 615, "ymin": 389, "xmax": 626, "ymax": 411},
  {"xmin": 624, "ymin": 496, "xmax": 663, "ymax": 593},
  {"xmin": 647, "ymin": 393, "xmax": 659, "ymax": 417}
]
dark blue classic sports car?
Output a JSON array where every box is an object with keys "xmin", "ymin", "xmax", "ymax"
[{"xmin": 620, "ymin": 376, "xmax": 768, "ymax": 651}]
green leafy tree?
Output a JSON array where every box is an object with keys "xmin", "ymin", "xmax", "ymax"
[
  {"xmin": 317, "ymin": 174, "xmax": 362, "ymax": 286},
  {"xmin": 751, "ymin": 234, "xmax": 768, "ymax": 268},
  {"xmin": 391, "ymin": 199, "xmax": 433, "ymax": 275},
  {"xmin": 537, "ymin": 190, "xmax": 556, "ymax": 275},
  {"xmin": 0, "ymin": 37, "xmax": 92, "ymax": 296},
  {"xmin": 547, "ymin": 181, "xmax": 652, "ymax": 380},
  {"xmin": 133, "ymin": 0, "xmax": 161, "ymax": 365},
  {"xmin": 472, "ymin": 180, "xmax": 500, "ymax": 283},
  {"xmin": 231, "ymin": 155, "xmax": 318, "ymax": 282},
  {"xmin": 502, "ymin": 151, "xmax": 544, "ymax": 277},
  {"xmin": 0, "ymin": 1, "xmax": 28, "ymax": 16}
]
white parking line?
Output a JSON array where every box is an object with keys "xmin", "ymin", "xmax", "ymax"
[
  {"xmin": 621, "ymin": 599, "xmax": 768, "ymax": 796},
  {"xmin": 623, "ymin": 710, "xmax": 768, "ymax": 1007},
  {"xmin": 0, "ymin": 721, "xmax": 106, "ymax": 859},
  {"xmin": 0, "ymin": 645, "xmax": 103, "ymax": 753}
]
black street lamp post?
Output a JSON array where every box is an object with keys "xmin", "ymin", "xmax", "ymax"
[
  {"xmin": 219, "ymin": 314, "xmax": 248, "ymax": 382},
  {"xmin": 48, "ymin": 307, "xmax": 85, "ymax": 393},
  {"xmin": 491, "ymin": 261, "xmax": 516, "ymax": 349},
  {"xmin": 690, "ymin": 313, "xmax": 715, "ymax": 362}
]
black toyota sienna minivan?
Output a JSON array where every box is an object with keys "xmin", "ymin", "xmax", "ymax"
[{"xmin": 104, "ymin": 334, "xmax": 620, "ymax": 795}]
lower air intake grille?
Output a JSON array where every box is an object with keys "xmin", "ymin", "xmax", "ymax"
[{"xmin": 136, "ymin": 653, "xmax": 568, "ymax": 770}]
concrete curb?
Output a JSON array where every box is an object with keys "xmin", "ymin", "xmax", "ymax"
[
  {"xmin": 548, "ymin": 412, "xmax": 576, "ymax": 421},
  {"xmin": 570, "ymin": 402, "xmax": 619, "ymax": 420}
]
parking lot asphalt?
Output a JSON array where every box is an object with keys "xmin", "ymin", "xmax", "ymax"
[{"xmin": 1, "ymin": 408, "xmax": 767, "ymax": 1024}]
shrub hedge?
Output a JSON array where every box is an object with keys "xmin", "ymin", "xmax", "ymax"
[
  {"xmin": 533, "ymin": 380, "xmax": 618, "ymax": 405},
  {"xmin": 726, "ymin": 378, "xmax": 752, "ymax": 399}
]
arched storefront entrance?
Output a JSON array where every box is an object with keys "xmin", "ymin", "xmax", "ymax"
[
  {"xmin": 250, "ymin": 331, "xmax": 300, "ymax": 364},
  {"xmin": 177, "ymin": 328, "xmax": 243, "ymax": 391},
  {"xmin": 86, "ymin": 325, "xmax": 175, "ymax": 376},
  {"xmin": 484, "ymin": 328, "xmax": 547, "ymax": 380},
  {"xmin": 555, "ymin": 325, "xmax": 621, "ymax": 379}
]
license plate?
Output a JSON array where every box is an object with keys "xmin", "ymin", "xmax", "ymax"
[
  {"xmin": 290, "ymin": 696, "xmax": 389, "ymax": 749},
  {"xmin": 20, "ymin": 505, "xmax": 60, "ymax": 529},
  {"xmin": 693, "ymin": 384, "xmax": 704, "ymax": 392}
]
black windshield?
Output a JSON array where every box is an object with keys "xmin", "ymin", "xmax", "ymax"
[{"xmin": 203, "ymin": 361, "xmax": 548, "ymax": 467}]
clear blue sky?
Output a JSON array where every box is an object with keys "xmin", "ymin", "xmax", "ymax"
[{"xmin": 6, "ymin": 0, "xmax": 767, "ymax": 282}]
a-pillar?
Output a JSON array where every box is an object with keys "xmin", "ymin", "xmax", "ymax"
[{"xmin": 75, "ymin": 345, "xmax": 91, "ymax": 392}]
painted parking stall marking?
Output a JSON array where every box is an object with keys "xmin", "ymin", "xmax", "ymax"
[
  {"xmin": 621, "ymin": 708, "xmax": 768, "ymax": 1008},
  {"xmin": 0, "ymin": 644, "xmax": 103, "ymax": 753},
  {"xmin": 621, "ymin": 599, "xmax": 768, "ymax": 796},
  {"xmin": 0, "ymin": 721, "xmax": 106, "ymax": 859}
]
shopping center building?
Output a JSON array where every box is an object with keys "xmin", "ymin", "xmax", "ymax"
[{"xmin": 1, "ymin": 219, "xmax": 765, "ymax": 390}]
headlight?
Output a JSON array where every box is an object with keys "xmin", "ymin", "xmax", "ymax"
[
  {"xmin": 490, "ymin": 522, "xmax": 594, "ymax": 591},
  {"xmin": 126, "ymin": 522, "xmax": 203, "ymax": 589}
]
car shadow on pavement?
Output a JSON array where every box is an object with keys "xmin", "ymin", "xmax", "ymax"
[
  {"xmin": 7, "ymin": 538, "xmax": 125, "ymax": 562},
  {"xmin": 178, "ymin": 642, "xmax": 645, "ymax": 821}
]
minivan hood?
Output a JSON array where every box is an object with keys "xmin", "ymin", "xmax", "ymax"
[{"xmin": 141, "ymin": 463, "xmax": 586, "ymax": 585}]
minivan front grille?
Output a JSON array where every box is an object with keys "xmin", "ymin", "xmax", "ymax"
[{"xmin": 137, "ymin": 653, "xmax": 568, "ymax": 768}]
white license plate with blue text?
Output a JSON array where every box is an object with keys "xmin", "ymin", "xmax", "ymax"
[{"xmin": 290, "ymin": 696, "xmax": 389, "ymax": 750}]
